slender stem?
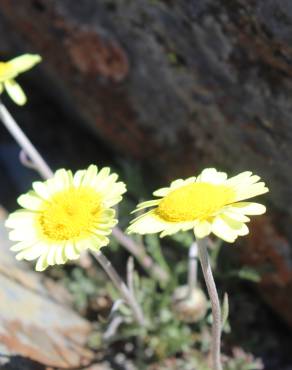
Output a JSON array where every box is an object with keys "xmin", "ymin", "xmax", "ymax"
[
  {"xmin": 93, "ymin": 251, "xmax": 145, "ymax": 327},
  {"xmin": 112, "ymin": 227, "xmax": 169, "ymax": 283},
  {"xmin": 0, "ymin": 101, "xmax": 145, "ymax": 327},
  {"xmin": 187, "ymin": 241, "xmax": 198, "ymax": 297},
  {"xmin": 103, "ymin": 316, "xmax": 124, "ymax": 340},
  {"xmin": 197, "ymin": 238, "xmax": 222, "ymax": 370},
  {"xmin": 127, "ymin": 256, "xmax": 135, "ymax": 295},
  {"xmin": 0, "ymin": 102, "xmax": 165, "ymax": 281},
  {"xmin": 0, "ymin": 101, "xmax": 53, "ymax": 179}
]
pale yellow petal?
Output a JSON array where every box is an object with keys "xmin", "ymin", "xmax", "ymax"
[
  {"xmin": 9, "ymin": 227, "xmax": 38, "ymax": 242},
  {"xmin": 220, "ymin": 214, "xmax": 249, "ymax": 236},
  {"xmin": 103, "ymin": 195, "xmax": 123, "ymax": 208},
  {"xmin": 131, "ymin": 199, "xmax": 160, "ymax": 213},
  {"xmin": 93, "ymin": 221, "xmax": 117, "ymax": 233},
  {"xmin": 49, "ymin": 169, "xmax": 72, "ymax": 192},
  {"xmin": 94, "ymin": 167, "xmax": 111, "ymax": 184},
  {"xmin": 95, "ymin": 217, "xmax": 117, "ymax": 228},
  {"xmin": 0, "ymin": 83, "xmax": 3, "ymax": 94},
  {"xmin": 35, "ymin": 253, "xmax": 49, "ymax": 271},
  {"xmin": 5, "ymin": 210, "xmax": 35, "ymax": 228},
  {"xmin": 73, "ymin": 169, "xmax": 86, "ymax": 186},
  {"xmin": 4, "ymin": 79, "xmax": 27, "ymax": 105},
  {"xmin": 93, "ymin": 173, "xmax": 120, "ymax": 193},
  {"xmin": 55, "ymin": 245, "xmax": 67, "ymax": 264},
  {"xmin": 103, "ymin": 181, "xmax": 127, "ymax": 198},
  {"xmin": 102, "ymin": 181, "xmax": 126, "ymax": 207},
  {"xmin": 64, "ymin": 242, "xmax": 80, "ymax": 260},
  {"xmin": 225, "ymin": 172, "xmax": 268, "ymax": 201},
  {"xmin": 10, "ymin": 241, "xmax": 33, "ymax": 252},
  {"xmin": 180, "ymin": 221, "xmax": 195, "ymax": 232},
  {"xmin": 16, "ymin": 243, "xmax": 46, "ymax": 261},
  {"xmin": 91, "ymin": 226, "xmax": 113, "ymax": 236},
  {"xmin": 160, "ymin": 224, "xmax": 186, "ymax": 237},
  {"xmin": 33, "ymin": 181, "xmax": 51, "ymax": 199},
  {"xmin": 82, "ymin": 165, "xmax": 98, "ymax": 186},
  {"xmin": 234, "ymin": 183, "xmax": 268, "ymax": 201},
  {"xmin": 153, "ymin": 177, "xmax": 196, "ymax": 197},
  {"xmin": 221, "ymin": 209, "xmax": 250, "ymax": 222},
  {"xmin": 225, "ymin": 171, "xmax": 253, "ymax": 187},
  {"xmin": 17, "ymin": 192, "xmax": 42, "ymax": 210},
  {"xmin": 170, "ymin": 179, "xmax": 186, "ymax": 189},
  {"xmin": 229, "ymin": 202, "xmax": 266, "ymax": 215},
  {"xmin": 100, "ymin": 208, "xmax": 116, "ymax": 220},
  {"xmin": 46, "ymin": 245, "xmax": 59, "ymax": 265},
  {"xmin": 8, "ymin": 54, "xmax": 42, "ymax": 74},
  {"xmin": 184, "ymin": 176, "xmax": 197, "ymax": 184},
  {"xmin": 194, "ymin": 220, "xmax": 212, "ymax": 239},
  {"xmin": 89, "ymin": 235, "xmax": 109, "ymax": 250},
  {"xmin": 127, "ymin": 210, "xmax": 169, "ymax": 235},
  {"xmin": 211, "ymin": 216, "xmax": 237, "ymax": 243},
  {"xmin": 153, "ymin": 187, "xmax": 172, "ymax": 197},
  {"xmin": 196, "ymin": 168, "xmax": 227, "ymax": 184},
  {"xmin": 74, "ymin": 239, "xmax": 89, "ymax": 252}
]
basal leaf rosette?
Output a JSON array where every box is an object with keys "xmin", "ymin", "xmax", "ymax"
[
  {"xmin": 0, "ymin": 54, "xmax": 41, "ymax": 105},
  {"xmin": 127, "ymin": 168, "xmax": 268, "ymax": 242},
  {"xmin": 6, "ymin": 165, "xmax": 126, "ymax": 271}
]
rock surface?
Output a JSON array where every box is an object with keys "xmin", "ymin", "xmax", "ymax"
[
  {"xmin": 0, "ymin": 208, "xmax": 95, "ymax": 369},
  {"xmin": 1, "ymin": 0, "xmax": 292, "ymax": 327}
]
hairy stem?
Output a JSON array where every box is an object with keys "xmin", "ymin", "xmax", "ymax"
[
  {"xmin": 0, "ymin": 101, "xmax": 163, "ymax": 277},
  {"xmin": 93, "ymin": 251, "xmax": 145, "ymax": 326},
  {"xmin": 112, "ymin": 227, "xmax": 169, "ymax": 283},
  {"xmin": 0, "ymin": 101, "xmax": 53, "ymax": 179},
  {"xmin": 0, "ymin": 101, "xmax": 145, "ymax": 326},
  {"xmin": 127, "ymin": 256, "xmax": 135, "ymax": 295},
  {"xmin": 187, "ymin": 241, "xmax": 198, "ymax": 297},
  {"xmin": 197, "ymin": 237, "xmax": 222, "ymax": 370},
  {"xmin": 0, "ymin": 101, "xmax": 167, "ymax": 285}
]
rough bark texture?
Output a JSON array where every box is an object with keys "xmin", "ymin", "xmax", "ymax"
[{"xmin": 1, "ymin": 0, "xmax": 292, "ymax": 326}]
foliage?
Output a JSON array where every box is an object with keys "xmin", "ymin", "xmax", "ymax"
[{"xmin": 62, "ymin": 216, "xmax": 263, "ymax": 369}]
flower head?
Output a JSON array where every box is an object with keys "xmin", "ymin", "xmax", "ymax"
[
  {"xmin": 127, "ymin": 168, "xmax": 268, "ymax": 243},
  {"xmin": 0, "ymin": 54, "xmax": 42, "ymax": 105},
  {"xmin": 6, "ymin": 165, "xmax": 126, "ymax": 271}
]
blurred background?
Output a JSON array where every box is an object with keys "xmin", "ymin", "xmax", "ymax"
[{"xmin": 0, "ymin": 1, "xmax": 291, "ymax": 369}]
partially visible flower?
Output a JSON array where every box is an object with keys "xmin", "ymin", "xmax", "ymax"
[
  {"xmin": 0, "ymin": 54, "xmax": 41, "ymax": 105},
  {"xmin": 6, "ymin": 165, "xmax": 126, "ymax": 271},
  {"xmin": 127, "ymin": 168, "xmax": 268, "ymax": 243}
]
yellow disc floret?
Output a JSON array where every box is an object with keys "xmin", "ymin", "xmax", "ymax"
[
  {"xmin": 38, "ymin": 187, "xmax": 102, "ymax": 241},
  {"xmin": 156, "ymin": 182, "xmax": 235, "ymax": 222}
]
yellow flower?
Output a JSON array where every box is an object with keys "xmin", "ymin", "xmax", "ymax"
[
  {"xmin": 0, "ymin": 54, "xmax": 42, "ymax": 105},
  {"xmin": 6, "ymin": 165, "xmax": 126, "ymax": 271},
  {"xmin": 127, "ymin": 168, "xmax": 268, "ymax": 243}
]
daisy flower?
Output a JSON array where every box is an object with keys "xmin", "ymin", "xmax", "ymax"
[
  {"xmin": 5, "ymin": 165, "xmax": 126, "ymax": 271},
  {"xmin": 127, "ymin": 168, "xmax": 268, "ymax": 243},
  {"xmin": 0, "ymin": 54, "xmax": 41, "ymax": 105}
]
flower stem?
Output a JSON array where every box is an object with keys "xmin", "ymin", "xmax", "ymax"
[
  {"xmin": 112, "ymin": 227, "xmax": 169, "ymax": 283},
  {"xmin": 127, "ymin": 256, "xmax": 135, "ymax": 295},
  {"xmin": 187, "ymin": 241, "xmax": 198, "ymax": 297},
  {"xmin": 0, "ymin": 101, "xmax": 167, "ymax": 286},
  {"xmin": 93, "ymin": 251, "xmax": 145, "ymax": 327},
  {"xmin": 0, "ymin": 101, "xmax": 53, "ymax": 179},
  {"xmin": 197, "ymin": 237, "xmax": 222, "ymax": 370},
  {"xmin": 0, "ymin": 101, "xmax": 146, "ymax": 327}
]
